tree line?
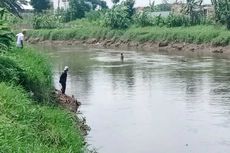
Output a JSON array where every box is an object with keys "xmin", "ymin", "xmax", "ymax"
[{"xmin": 1, "ymin": 0, "xmax": 230, "ymax": 29}]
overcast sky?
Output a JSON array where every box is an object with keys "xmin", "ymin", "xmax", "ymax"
[{"xmin": 104, "ymin": 0, "xmax": 212, "ymax": 8}]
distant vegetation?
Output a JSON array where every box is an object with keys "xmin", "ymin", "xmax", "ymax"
[
  {"xmin": 28, "ymin": 21, "xmax": 230, "ymax": 46},
  {"xmin": 4, "ymin": 0, "xmax": 230, "ymax": 46}
]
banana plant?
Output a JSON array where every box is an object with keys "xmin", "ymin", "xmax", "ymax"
[
  {"xmin": 0, "ymin": 20, "xmax": 13, "ymax": 53},
  {"xmin": 0, "ymin": 0, "xmax": 23, "ymax": 18},
  {"xmin": 182, "ymin": 0, "xmax": 203, "ymax": 24},
  {"xmin": 211, "ymin": 0, "xmax": 230, "ymax": 29}
]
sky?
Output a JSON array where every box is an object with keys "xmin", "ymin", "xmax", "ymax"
[{"xmin": 104, "ymin": 0, "xmax": 212, "ymax": 8}]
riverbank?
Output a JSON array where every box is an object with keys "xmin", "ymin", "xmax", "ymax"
[
  {"xmin": 0, "ymin": 47, "xmax": 86, "ymax": 152},
  {"xmin": 27, "ymin": 22, "xmax": 230, "ymax": 54},
  {"xmin": 29, "ymin": 39, "xmax": 228, "ymax": 55}
]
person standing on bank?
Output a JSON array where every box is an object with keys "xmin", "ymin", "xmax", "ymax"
[
  {"xmin": 59, "ymin": 66, "xmax": 69, "ymax": 94},
  {"xmin": 16, "ymin": 30, "xmax": 26, "ymax": 48}
]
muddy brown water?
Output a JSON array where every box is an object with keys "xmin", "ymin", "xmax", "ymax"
[{"xmin": 38, "ymin": 44, "xmax": 230, "ymax": 153}]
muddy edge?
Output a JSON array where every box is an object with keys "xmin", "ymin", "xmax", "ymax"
[{"xmin": 28, "ymin": 38, "xmax": 230, "ymax": 56}]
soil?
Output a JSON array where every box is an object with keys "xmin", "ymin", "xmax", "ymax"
[
  {"xmin": 54, "ymin": 89, "xmax": 90, "ymax": 136},
  {"xmin": 54, "ymin": 89, "xmax": 81, "ymax": 112},
  {"xmin": 28, "ymin": 38, "xmax": 230, "ymax": 56}
]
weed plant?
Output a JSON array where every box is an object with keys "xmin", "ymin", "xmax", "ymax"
[
  {"xmin": 7, "ymin": 47, "xmax": 53, "ymax": 102},
  {"xmin": 28, "ymin": 20, "xmax": 230, "ymax": 46},
  {"xmin": 0, "ymin": 56, "xmax": 26, "ymax": 84},
  {"xmin": 0, "ymin": 83, "xmax": 84, "ymax": 153}
]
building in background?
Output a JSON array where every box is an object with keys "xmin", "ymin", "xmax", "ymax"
[
  {"xmin": 17, "ymin": 0, "xmax": 34, "ymax": 12},
  {"xmin": 52, "ymin": 0, "xmax": 69, "ymax": 10}
]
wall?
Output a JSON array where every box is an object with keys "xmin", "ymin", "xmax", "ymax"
[{"xmin": 52, "ymin": 0, "xmax": 69, "ymax": 10}]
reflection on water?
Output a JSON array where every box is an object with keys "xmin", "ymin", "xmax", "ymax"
[{"xmin": 40, "ymin": 44, "xmax": 230, "ymax": 153}]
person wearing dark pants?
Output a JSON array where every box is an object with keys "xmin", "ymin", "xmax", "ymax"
[{"xmin": 59, "ymin": 66, "xmax": 69, "ymax": 94}]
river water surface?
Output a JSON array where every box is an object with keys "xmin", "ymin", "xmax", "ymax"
[{"xmin": 41, "ymin": 44, "xmax": 230, "ymax": 153}]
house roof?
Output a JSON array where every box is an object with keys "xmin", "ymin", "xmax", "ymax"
[{"xmin": 17, "ymin": 0, "xmax": 34, "ymax": 10}]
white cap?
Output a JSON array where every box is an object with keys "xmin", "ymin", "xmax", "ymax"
[{"xmin": 64, "ymin": 66, "xmax": 69, "ymax": 71}]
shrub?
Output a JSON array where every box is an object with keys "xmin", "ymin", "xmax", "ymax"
[
  {"xmin": 85, "ymin": 10, "xmax": 103, "ymax": 22},
  {"xmin": 10, "ymin": 48, "xmax": 53, "ymax": 102},
  {"xmin": 32, "ymin": 14, "xmax": 61, "ymax": 29},
  {"xmin": 0, "ymin": 56, "xmax": 26, "ymax": 84},
  {"xmin": 62, "ymin": 0, "xmax": 91, "ymax": 22},
  {"xmin": 104, "ymin": 5, "xmax": 131, "ymax": 29},
  {"xmin": 0, "ymin": 20, "xmax": 13, "ymax": 52},
  {"xmin": 212, "ymin": 33, "xmax": 230, "ymax": 46},
  {"xmin": 166, "ymin": 14, "xmax": 190, "ymax": 27},
  {"xmin": 133, "ymin": 11, "xmax": 154, "ymax": 27}
]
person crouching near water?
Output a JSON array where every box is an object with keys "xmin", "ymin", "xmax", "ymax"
[
  {"xmin": 16, "ymin": 30, "xmax": 26, "ymax": 49},
  {"xmin": 59, "ymin": 66, "xmax": 69, "ymax": 94}
]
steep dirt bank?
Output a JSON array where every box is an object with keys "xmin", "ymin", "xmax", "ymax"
[
  {"xmin": 54, "ymin": 89, "xmax": 81, "ymax": 112},
  {"xmin": 28, "ymin": 38, "xmax": 230, "ymax": 55},
  {"xmin": 53, "ymin": 89, "xmax": 90, "ymax": 136}
]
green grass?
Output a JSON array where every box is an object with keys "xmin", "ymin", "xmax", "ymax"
[
  {"xmin": 28, "ymin": 20, "xmax": 230, "ymax": 46},
  {"xmin": 0, "ymin": 47, "xmax": 85, "ymax": 152},
  {"xmin": 0, "ymin": 83, "xmax": 84, "ymax": 153},
  {"xmin": 6, "ymin": 47, "xmax": 53, "ymax": 102}
]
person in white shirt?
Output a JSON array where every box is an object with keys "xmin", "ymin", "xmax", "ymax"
[{"xmin": 16, "ymin": 30, "xmax": 26, "ymax": 48}]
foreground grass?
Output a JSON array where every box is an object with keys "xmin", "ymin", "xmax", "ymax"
[
  {"xmin": 0, "ymin": 83, "xmax": 84, "ymax": 152},
  {"xmin": 8, "ymin": 47, "xmax": 53, "ymax": 102},
  {"xmin": 0, "ymin": 48, "xmax": 84, "ymax": 152},
  {"xmin": 28, "ymin": 20, "xmax": 230, "ymax": 46}
]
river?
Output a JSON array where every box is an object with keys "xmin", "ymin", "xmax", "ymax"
[{"xmin": 40, "ymin": 44, "xmax": 230, "ymax": 153}]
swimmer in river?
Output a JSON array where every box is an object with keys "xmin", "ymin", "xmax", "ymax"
[{"xmin": 121, "ymin": 53, "xmax": 124, "ymax": 61}]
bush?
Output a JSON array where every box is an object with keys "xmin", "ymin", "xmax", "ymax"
[
  {"xmin": 166, "ymin": 14, "xmax": 190, "ymax": 27},
  {"xmin": 133, "ymin": 11, "xmax": 154, "ymax": 27},
  {"xmin": 0, "ymin": 20, "xmax": 13, "ymax": 52},
  {"xmin": 62, "ymin": 0, "xmax": 91, "ymax": 22},
  {"xmin": 104, "ymin": 5, "xmax": 131, "ymax": 29},
  {"xmin": 212, "ymin": 33, "xmax": 230, "ymax": 46},
  {"xmin": 85, "ymin": 10, "xmax": 103, "ymax": 22},
  {"xmin": 32, "ymin": 14, "xmax": 61, "ymax": 29},
  {"xmin": 0, "ymin": 56, "xmax": 26, "ymax": 84},
  {"xmin": 9, "ymin": 48, "xmax": 53, "ymax": 102}
]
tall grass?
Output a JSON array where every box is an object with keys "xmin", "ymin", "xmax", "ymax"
[
  {"xmin": 7, "ymin": 47, "xmax": 53, "ymax": 102},
  {"xmin": 28, "ymin": 20, "xmax": 230, "ymax": 46},
  {"xmin": 0, "ymin": 56, "xmax": 26, "ymax": 84},
  {"xmin": 0, "ymin": 47, "xmax": 86, "ymax": 152},
  {"xmin": 0, "ymin": 83, "xmax": 84, "ymax": 153}
]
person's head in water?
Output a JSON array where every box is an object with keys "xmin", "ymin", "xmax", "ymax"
[
  {"xmin": 64, "ymin": 66, "xmax": 69, "ymax": 72},
  {"xmin": 121, "ymin": 53, "xmax": 124, "ymax": 60}
]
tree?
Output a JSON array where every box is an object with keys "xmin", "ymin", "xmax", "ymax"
[
  {"xmin": 0, "ymin": 0, "xmax": 22, "ymax": 18},
  {"xmin": 30, "ymin": 0, "xmax": 50, "ymax": 12},
  {"xmin": 104, "ymin": 4, "xmax": 131, "ymax": 29},
  {"xmin": 112, "ymin": 0, "xmax": 120, "ymax": 5},
  {"xmin": 86, "ymin": 0, "xmax": 108, "ymax": 9},
  {"xmin": 154, "ymin": 0, "xmax": 172, "ymax": 12},
  {"xmin": 211, "ymin": 0, "xmax": 230, "ymax": 29},
  {"xmin": 104, "ymin": 0, "xmax": 135, "ymax": 29},
  {"xmin": 122, "ymin": 0, "xmax": 135, "ymax": 17},
  {"xmin": 183, "ymin": 0, "xmax": 203, "ymax": 25},
  {"xmin": 100, "ymin": 1, "xmax": 108, "ymax": 9},
  {"xmin": 64, "ymin": 0, "xmax": 91, "ymax": 22},
  {"xmin": 149, "ymin": 0, "xmax": 155, "ymax": 11},
  {"xmin": 0, "ymin": 0, "xmax": 20, "ymax": 53},
  {"xmin": 154, "ymin": 4, "xmax": 172, "ymax": 11}
]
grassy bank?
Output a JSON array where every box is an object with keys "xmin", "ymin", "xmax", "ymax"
[
  {"xmin": 28, "ymin": 20, "xmax": 230, "ymax": 46},
  {"xmin": 0, "ymin": 48, "xmax": 85, "ymax": 152}
]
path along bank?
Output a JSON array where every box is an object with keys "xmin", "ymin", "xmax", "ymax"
[{"xmin": 0, "ymin": 47, "xmax": 87, "ymax": 152}]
